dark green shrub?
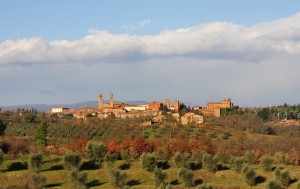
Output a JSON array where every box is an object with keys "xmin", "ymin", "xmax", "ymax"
[
  {"xmin": 266, "ymin": 180, "xmax": 282, "ymax": 189},
  {"xmin": 104, "ymin": 153, "xmax": 118, "ymax": 166},
  {"xmin": 174, "ymin": 152, "xmax": 190, "ymax": 168},
  {"xmin": 154, "ymin": 167, "xmax": 167, "ymax": 187},
  {"xmin": 231, "ymin": 157, "xmax": 244, "ymax": 172},
  {"xmin": 202, "ymin": 154, "xmax": 218, "ymax": 172},
  {"xmin": 29, "ymin": 153, "xmax": 43, "ymax": 172},
  {"xmin": 86, "ymin": 143, "xmax": 106, "ymax": 163},
  {"xmin": 64, "ymin": 152, "xmax": 81, "ymax": 170},
  {"xmin": 70, "ymin": 170, "xmax": 87, "ymax": 189},
  {"xmin": 208, "ymin": 131, "xmax": 217, "ymax": 138},
  {"xmin": 264, "ymin": 127, "xmax": 276, "ymax": 135},
  {"xmin": 121, "ymin": 150, "xmax": 131, "ymax": 164},
  {"xmin": 35, "ymin": 122, "xmax": 47, "ymax": 146},
  {"xmin": 223, "ymin": 132, "xmax": 231, "ymax": 139},
  {"xmin": 274, "ymin": 168, "xmax": 290, "ymax": 187},
  {"xmin": 108, "ymin": 168, "xmax": 127, "ymax": 188},
  {"xmin": 280, "ymin": 170, "xmax": 290, "ymax": 187},
  {"xmin": 0, "ymin": 149, "xmax": 5, "ymax": 166},
  {"xmin": 260, "ymin": 155, "xmax": 273, "ymax": 172},
  {"xmin": 0, "ymin": 120, "xmax": 6, "ymax": 136},
  {"xmin": 192, "ymin": 151, "xmax": 205, "ymax": 168},
  {"xmin": 244, "ymin": 167, "xmax": 256, "ymax": 186},
  {"xmin": 141, "ymin": 153, "xmax": 157, "ymax": 172},
  {"xmin": 178, "ymin": 167, "xmax": 194, "ymax": 187},
  {"xmin": 215, "ymin": 151, "xmax": 231, "ymax": 164}
]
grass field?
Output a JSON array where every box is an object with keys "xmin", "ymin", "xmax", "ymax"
[{"xmin": 1, "ymin": 155, "xmax": 300, "ymax": 189}]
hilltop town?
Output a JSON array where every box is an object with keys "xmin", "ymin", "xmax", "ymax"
[{"xmin": 50, "ymin": 92, "xmax": 234, "ymax": 126}]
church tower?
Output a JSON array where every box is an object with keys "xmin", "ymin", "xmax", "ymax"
[
  {"xmin": 110, "ymin": 92, "xmax": 114, "ymax": 108},
  {"xmin": 98, "ymin": 93, "xmax": 103, "ymax": 109}
]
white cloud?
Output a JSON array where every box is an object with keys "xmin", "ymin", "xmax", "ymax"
[
  {"xmin": 138, "ymin": 19, "xmax": 152, "ymax": 28},
  {"xmin": 123, "ymin": 19, "xmax": 152, "ymax": 32},
  {"xmin": 1, "ymin": 13, "xmax": 300, "ymax": 67},
  {"xmin": 122, "ymin": 24, "xmax": 136, "ymax": 31}
]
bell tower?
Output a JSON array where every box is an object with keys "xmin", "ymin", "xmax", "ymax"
[{"xmin": 98, "ymin": 93, "xmax": 103, "ymax": 109}]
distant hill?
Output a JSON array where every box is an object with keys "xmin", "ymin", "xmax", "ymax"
[{"xmin": 0, "ymin": 100, "xmax": 148, "ymax": 112}]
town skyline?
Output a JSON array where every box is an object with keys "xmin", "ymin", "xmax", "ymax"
[{"xmin": 1, "ymin": 1, "xmax": 300, "ymax": 107}]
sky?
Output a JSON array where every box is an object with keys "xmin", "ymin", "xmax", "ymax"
[{"xmin": 1, "ymin": 0, "xmax": 300, "ymax": 107}]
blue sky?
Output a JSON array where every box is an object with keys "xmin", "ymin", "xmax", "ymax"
[
  {"xmin": 1, "ymin": 1, "xmax": 300, "ymax": 107},
  {"xmin": 1, "ymin": 0, "xmax": 299, "ymax": 41}
]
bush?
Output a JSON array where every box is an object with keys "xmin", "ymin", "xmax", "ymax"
[
  {"xmin": 274, "ymin": 168, "xmax": 290, "ymax": 187},
  {"xmin": 244, "ymin": 167, "xmax": 256, "ymax": 186},
  {"xmin": 120, "ymin": 150, "xmax": 131, "ymax": 164},
  {"xmin": 154, "ymin": 167, "xmax": 167, "ymax": 187},
  {"xmin": 192, "ymin": 151, "xmax": 205, "ymax": 168},
  {"xmin": 231, "ymin": 157, "xmax": 244, "ymax": 172},
  {"xmin": 70, "ymin": 170, "xmax": 87, "ymax": 189},
  {"xmin": 29, "ymin": 172, "xmax": 46, "ymax": 189},
  {"xmin": 64, "ymin": 152, "xmax": 81, "ymax": 170},
  {"xmin": 165, "ymin": 183, "xmax": 172, "ymax": 189},
  {"xmin": 215, "ymin": 151, "xmax": 231, "ymax": 164},
  {"xmin": 0, "ymin": 149, "xmax": 5, "ymax": 166},
  {"xmin": 244, "ymin": 150, "xmax": 255, "ymax": 164},
  {"xmin": 0, "ymin": 120, "xmax": 6, "ymax": 136},
  {"xmin": 223, "ymin": 132, "xmax": 231, "ymax": 139},
  {"xmin": 274, "ymin": 151, "xmax": 289, "ymax": 165},
  {"xmin": 178, "ymin": 167, "xmax": 194, "ymax": 187},
  {"xmin": 174, "ymin": 152, "xmax": 190, "ymax": 168},
  {"xmin": 199, "ymin": 183, "xmax": 213, "ymax": 189},
  {"xmin": 260, "ymin": 155, "xmax": 273, "ymax": 172},
  {"xmin": 108, "ymin": 168, "xmax": 127, "ymax": 188},
  {"xmin": 86, "ymin": 143, "xmax": 106, "ymax": 163},
  {"xmin": 104, "ymin": 153, "xmax": 118, "ymax": 166},
  {"xmin": 141, "ymin": 153, "xmax": 157, "ymax": 172},
  {"xmin": 202, "ymin": 154, "xmax": 218, "ymax": 172},
  {"xmin": 28, "ymin": 153, "xmax": 43, "ymax": 172},
  {"xmin": 155, "ymin": 147, "xmax": 171, "ymax": 163},
  {"xmin": 208, "ymin": 131, "xmax": 217, "ymax": 138},
  {"xmin": 159, "ymin": 183, "xmax": 172, "ymax": 189},
  {"xmin": 35, "ymin": 122, "xmax": 47, "ymax": 146},
  {"xmin": 266, "ymin": 180, "xmax": 282, "ymax": 189}
]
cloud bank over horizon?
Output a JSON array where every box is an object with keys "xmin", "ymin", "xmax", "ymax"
[
  {"xmin": 1, "ymin": 13, "xmax": 300, "ymax": 66},
  {"xmin": 1, "ymin": 13, "xmax": 300, "ymax": 107}
]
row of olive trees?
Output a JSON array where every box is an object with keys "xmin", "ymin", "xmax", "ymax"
[
  {"xmin": 141, "ymin": 152, "xmax": 214, "ymax": 188},
  {"xmin": 140, "ymin": 150, "xmax": 299, "ymax": 188},
  {"xmin": 24, "ymin": 151, "xmax": 127, "ymax": 189}
]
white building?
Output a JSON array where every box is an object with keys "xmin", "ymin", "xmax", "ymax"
[
  {"xmin": 51, "ymin": 106, "xmax": 70, "ymax": 113},
  {"xmin": 125, "ymin": 105, "xmax": 146, "ymax": 112}
]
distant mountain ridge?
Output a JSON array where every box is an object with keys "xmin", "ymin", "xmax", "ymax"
[{"xmin": 0, "ymin": 100, "xmax": 148, "ymax": 112}]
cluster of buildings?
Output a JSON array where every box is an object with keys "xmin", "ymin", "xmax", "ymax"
[
  {"xmin": 51, "ymin": 92, "xmax": 234, "ymax": 126},
  {"xmin": 196, "ymin": 98, "xmax": 233, "ymax": 117}
]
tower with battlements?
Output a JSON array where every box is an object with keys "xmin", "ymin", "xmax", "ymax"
[
  {"xmin": 110, "ymin": 92, "xmax": 114, "ymax": 108},
  {"xmin": 174, "ymin": 100, "xmax": 180, "ymax": 112},
  {"xmin": 164, "ymin": 99, "xmax": 170, "ymax": 108}
]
